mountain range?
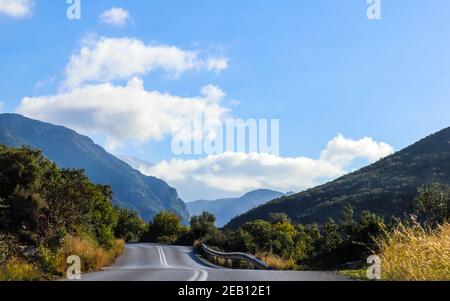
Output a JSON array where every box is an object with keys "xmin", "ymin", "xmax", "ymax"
[
  {"xmin": 186, "ymin": 189, "xmax": 287, "ymax": 227},
  {"xmin": 3, "ymin": 114, "xmax": 449, "ymax": 231},
  {"xmin": 226, "ymin": 127, "xmax": 450, "ymax": 229},
  {"xmin": 0, "ymin": 113, "xmax": 189, "ymax": 222}
]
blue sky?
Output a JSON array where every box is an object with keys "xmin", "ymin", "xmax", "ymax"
[{"xmin": 1, "ymin": 0, "xmax": 450, "ymax": 200}]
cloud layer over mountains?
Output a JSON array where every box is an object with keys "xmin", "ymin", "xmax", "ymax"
[
  {"xmin": 127, "ymin": 136, "xmax": 394, "ymax": 200},
  {"xmin": 16, "ymin": 34, "xmax": 394, "ymax": 200}
]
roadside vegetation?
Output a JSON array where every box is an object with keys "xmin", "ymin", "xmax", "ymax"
[
  {"xmin": 1, "ymin": 145, "xmax": 448, "ymax": 281},
  {"xmin": 0, "ymin": 145, "xmax": 137, "ymax": 280},
  {"xmin": 143, "ymin": 184, "xmax": 450, "ymax": 281},
  {"xmin": 377, "ymin": 222, "xmax": 449, "ymax": 281}
]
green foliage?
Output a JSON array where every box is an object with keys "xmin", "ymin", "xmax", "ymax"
[
  {"xmin": 0, "ymin": 145, "xmax": 119, "ymax": 252},
  {"xmin": 114, "ymin": 207, "xmax": 148, "ymax": 242},
  {"xmin": 0, "ymin": 257, "xmax": 41, "ymax": 281},
  {"xmin": 416, "ymin": 183, "xmax": 450, "ymax": 226},
  {"xmin": 190, "ymin": 212, "xmax": 217, "ymax": 240},
  {"xmin": 315, "ymin": 218, "xmax": 343, "ymax": 263},
  {"xmin": 268, "ymin": 213, "xmax": 292, "ymax": 224},
  {"xmin": 293, "ymin": 224, "xmax": 320, "ymax": 263},
  {"xmin": 240, "ymin": 220, "xmax": 274, "ymax": 253},
  {"xmin": 200, "ymin": 207, "xmax": 391, "ymax": 269},
  {"xmin": 0, "ymin": 233, "xmax": 19, "ymax": 265},
  {"xmin": 338, "ymin": 269, "xmax": 367, "ymax": 280},
  {"xmin": 0, "ymin": 145, "xmax": 54, "ymax": 239},
  {"xmin": 145, "ymin": 211, "xmax": 183, "ymax": 244}
]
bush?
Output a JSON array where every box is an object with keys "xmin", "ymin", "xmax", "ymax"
[
  {"xmin": 338, "ymin": 209, "xmax": 388, "ymax": 264},
  {"xmin": 145, "ymin": 211, "xmax": 183, "ymax": 243},
  {"xmin": 0, "ymin": 257, "xmax": 41, "ymax": 281},
  {"xmin": 416, "ymin": 183, "xmax": 450, "ymax": 226},
  {"xmin": 0, "ymin": 233, "xmax": 19, "ymax": 265},
  {"xmin": 190, "ymin": 212, "xmax": 217, "ymax": 240},
  {"xmin": 50, "ymin": 235, "xmax": 125, "ymax": 274},
  {"xmin": 256, "ymin": 252, "xmax": 298, "ymax": 270},
  {"xmin": 114, "ymin": 207, "xmax": 148, "ymax": 242}
]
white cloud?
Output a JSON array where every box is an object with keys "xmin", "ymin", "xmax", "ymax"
[
  {"xmin": 99, "ymin": 7, "xmax": 130, "ymax": 26},
  {"xmin": 128, "ymin": 136, "xmax": 394, "ymax": 200},
  {"xmin": 17, "ymin": 78, "xmax": 229, "ymax": 151},
  {"xmin": 0, "ymin": 0, "xmax": 33, "ymax": 18},
  {"xmin": 320, "ymin": 134, "xmax": 394, "ymax": 166},
  {"xmin": 64, "ymin": 37, "xmax": 229, "ymax": 88},
  {"xmin": 0, "ymin": 102, "xmax": 4, "ymax": 112},
  {"xmin": 206, "ymin": 57, "xmax": 229, "ymax": 72}
]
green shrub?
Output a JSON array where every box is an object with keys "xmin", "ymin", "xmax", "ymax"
[
  {"xmin": 114, "ymin": 207, "xmax": 148, "ymax": 242},
  {"xmin": 416, "ymin": 183, "xmax": 450, "ymax": 226},
  {"xmin": 144, "ymin": 211, "xmax": 184, "ymax": 243}
]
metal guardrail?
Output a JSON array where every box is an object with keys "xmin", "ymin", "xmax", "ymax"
[{"xmin": 201, "ymin": 244, "xmax": 270, "ymax": 270}]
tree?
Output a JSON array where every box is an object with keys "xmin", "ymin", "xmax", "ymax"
[
  {"xmin": 44, "ymin": 169, "xmax": 118, "ymax": 249},
  {"xmin": 316, "ymin": 218, "xmax": 343, "ymax": 262},
  {"xmin": 241, "ymin": 220, "xmax": 274, "ymax": 253},
  {"xmin": 340, "ymin": 210, "xmax": 387, "ymax": 262},
  {"xmin": 416, "ymin": 183, "xmax": 450, "ymax": 225},
  {"xmin": 268, "ymin": 213, "xmax": 291, "ymax": 224},
  {"xmin": 272, "ymin": 221, "xmax": 296, "ymax": 258},
  {"xmin": 146, "ymin": 211, "xmax": 183, "ymax": 244},
  {"xmin": 0, "ymin": 146, "xmax": 54, "ymax": 240},
  {"xmin": 342, "ymin": 203, "xmax": 357, "ymax": 238},
  {"xmin": 294, "ymin": 224, "xmax": 320, "ymax": 263},
  {"xmin": 114, "ymin": 207, "xmax": 148, "ymax": 242},
  {"xmin": 190, "ymin": 212, "xmax": 217, "ymax": 240}
]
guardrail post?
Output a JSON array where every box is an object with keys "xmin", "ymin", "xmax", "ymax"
[{"xmin": 227, "ymin": 259, "xmax": 233, "ymax": 268}]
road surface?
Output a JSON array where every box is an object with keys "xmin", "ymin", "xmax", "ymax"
[{"xmin": 78, "ymin": 243, "xmax": 348, "ymax": 281}]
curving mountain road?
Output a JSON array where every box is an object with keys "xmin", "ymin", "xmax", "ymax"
[{"xmin": 77, "ymin": 244, "xmax": 348, "ymax": 281}]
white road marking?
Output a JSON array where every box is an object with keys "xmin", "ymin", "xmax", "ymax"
[
  {"xmin": 196, "ymin": 268, "xmax": 208, "ymax": 281},
  {"xmin": 187, "ymin": 269, "xmax": 200, "ymax": 281},
  {"xmin": 157, "ymin": 246, "xmax": 171, "ymax": 268},
  {"xmin": 156, "ymin": 245, "xmax": 208, "ymax": 281},
  {"xmin": 156, "ymin": 245, "xmax": 164, "ymax": 267}
]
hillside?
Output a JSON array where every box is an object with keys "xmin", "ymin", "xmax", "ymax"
[
  {"xmin": 187, "ymin": 189, "xmax": 285, "ymax": 227},
  {"xmin": 226, "ymin": 127, "xmax": 450, "ymax": 229},
  {"xmin": 0, "ymin": 114, "xmax": 188, "ymax": 222}
]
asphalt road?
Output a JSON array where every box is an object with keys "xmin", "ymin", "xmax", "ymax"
[{"xmin": 77, "ymin": 243, "xmax": 348, "ymax": 281}]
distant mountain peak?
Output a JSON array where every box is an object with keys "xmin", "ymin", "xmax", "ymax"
[
  {"xmin": 187, "ymin": 189, "xmax": 285, "ymax": 227},
  {"xmin": 119, "ymin": 155, "xmax": 154, "ymax": 170}
]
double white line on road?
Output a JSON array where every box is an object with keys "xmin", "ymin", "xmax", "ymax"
[
  {"xmin": 156, "ymin": 245, "xmax": 208, "ymax": 281},
  {"xmin": 157, "ymin": 246, "xmax": 171, "ymax": 268}
]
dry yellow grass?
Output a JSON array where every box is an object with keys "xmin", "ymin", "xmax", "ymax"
[
  {"xmin": 54, "ymin": 236, "xmax": 125, "ymax": 274},
  {"xmin": 0, "ymin": 237, "xmax": 125, "ymax": 280},
  {"xmin": 256, "ymin": 252, "xmax": 298, "ymax": 270},
  {"xmin": 377, "ymin": 223, "xmax": 450, "ymax": 281},
  {"xmin": 0, "ymin": 257, "xmax": 41, "ymax": 281},
  {"xmin": 112, "ymin": 239, "xmax": 125, "ymax": 258}
]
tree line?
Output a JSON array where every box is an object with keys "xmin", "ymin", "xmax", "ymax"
[{"xmin": 140, "ymin": 183, "xmax": 450, "ymax": 269}]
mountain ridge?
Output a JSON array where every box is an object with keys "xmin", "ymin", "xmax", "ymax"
[
  {"xmin": 187, "ymin": 189, "xmax": 286, "ymax": 227},
  {"xmin": 225, "ymin": 127, "xmax": 450, "ymax": 229},
  {"xmin": 0, "ymin": 113, "xmax": 189, "ymax": 222}
]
